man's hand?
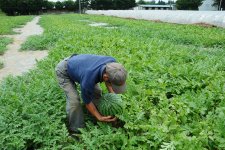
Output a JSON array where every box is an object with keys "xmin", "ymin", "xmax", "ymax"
[
  {"xmin": 97, "ymin": 116, "xmax": 117, "ymax": 122},
  {"xmin": 105, "ymin": 81, "xmax": 115, "ymax": 93},
  {"xmin": 86, "ymin": 102, "xmax": 117, "ymax": 122}
]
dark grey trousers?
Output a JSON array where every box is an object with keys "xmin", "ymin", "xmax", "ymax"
[{"xmin": 55, "ymin": 57, "xmax": 102, "ymax": 132}]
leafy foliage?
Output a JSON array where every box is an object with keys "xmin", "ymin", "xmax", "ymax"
[
  {"xmin": 20, "ymin": 17, "xmax": 67, "ymax": 50},
  {"xmin": 0, "ymin": 15, "xmax": 33, "ymax": 34},
  {"xmin": 90, "ymin": 0, "xmax": 136, "ymax": 10},
  {"xmin": 158, "ymin": 1, "xmax": 166, "ymax": 5},
  {"xmin": 0, "ymin": 0, "xmax": 45, "ymax": 15},
  {"xmin": 137, "ymin": 0, "xmax": 148, "ymax": 5},
  {"xmin": 176, "ymin": 0, "xmax": 204, "ymax": 10},
  {"xmin": 160, "ymin": 142, "xmax": 176, "ymax": 150},
  {"xmin": 137, "ymin": 0, "xmax": 175, "ymax": 5},
  {"xmin": 63, "ymin": 0, "xmax": 77, "ymax": 11},
  {"xmin": 0, "ymin": 10, "xmax": 6, "ymax": 16},
  {"xmin": 0, "ymin": 60, "xmax": 3, "ymax": 69},
  {"xmin": 0, "ymin": 14, "xmax": 225, "ymax": 149},
  {"xmin": 43, "ymin": 0, "xmax": 55, "ymax": 10},
  {"xmin": 20, "ymin": 30, "xmax": 63, "ymax": 51},
  {"xmin": 213, "ymin": 0, "xmax": 225, "ymax": 10},
  {"xmin": 0, "ymin": 15, "xmax": 32, "ymax": 55},
  {"xmin": 0, "ymin": 37, "xmax": 12, "ymax": 55},
  {"xmin": 113, "ymin": 0, "xmax": 136, "ymax": 10},
  {"xmin": 55, "ymin": 1, "xmax": 64, "ymax": 10}
]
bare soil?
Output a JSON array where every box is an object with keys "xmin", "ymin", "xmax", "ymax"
[{"xmin": 0, "ymin": 16, "xmax": 48, "ymax": 81}]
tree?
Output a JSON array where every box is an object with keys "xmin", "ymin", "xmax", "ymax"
[
  {"xmin": 158, "ymin": 0, "xmax": 166, "ymax": 5},
  {"xmin": 176, "ymin": 0, "xmax": 204, "ymax": 10},
  {"xmin": 137, "ymin": 0, "xmax": 147, "ymax": 4},
  {"xmin": 167, "ymin": 0, "xmax": 176, "ymax": 5},
  {"xmin": 17, "ymin": 0, "xmax": 29, "ymax": 15},
  {"xmin": 0, "ymin": 0, "xmax": 44, "ymax": 15},
  {"xmin": 0, "ymin": 0, "xmax": 17, "ymax": 15},
  {"xmin": 43, "ymin": 0, "xmax": 55, "ymax": 10},
  {"xmin": 90, "ymin": 0, "xmax": 114, "ymax": 10},
  {"xmin": 90, "ymin": 0, "xmax": 136, "ymax": 10},
  {"xmin": 114, "ymin": 0, "xmax": 136, "ymax": 9},
  {"xmin": 149, "ymin": 0, "xmax": 156, "ymax": 4},
  {"xmin": 213, "ymin": 0, "xmax": 225, "ymax": 10},
  {"xmin": 27, "ymin": 0, "xmax": 44, "ymax": 14},
  {"xmin": 137, "ymin": 0, "xmax": 157, "ymax": 5},
  {"xmin": 63, "ymin": 0, "xmax": 76, "ymax": 11},
  {"xmin": 55, "ymin": 1, "xmax": 64, "ymax": 10},
  {"xmin": 81, "ymin": 0, "xmax": 91, "ymax": 10}
]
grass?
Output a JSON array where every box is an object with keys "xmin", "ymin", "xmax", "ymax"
[
  {"xmin": 0, "ymin": 37, "xmax": 12, "ymax": 55},
  {"xmin": 0, "ymin": 15, "xmax": 33, "ymax": 35},
  {"xmin": 20, "ymin": 34, "xmax": 59, "ymax": 51},
  {"xmin": 0, "ymin": 61, "xmax": 3, "ymax": 69},
  {"xmin": 0, "ymin": 14, "xmax": 225, "ymax": 149},
  {"xmin": 0, "ymin": 10, "xmax": 5, "ymax": 16},
  {"xmin": 0, "ymin": 13, "xmax": 32, "ymax": 54},
  {"xmin": 20, "ymin": 35, "xmax": 48, "ymax": 51},
  {"xmin": 20, "ymin": 16, "xmax": 67, "ymax": 51}
]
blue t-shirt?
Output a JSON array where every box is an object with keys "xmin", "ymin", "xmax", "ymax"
[{"xmin": 67, "ymin": 54, "xmax": 116, "ymax": 104}]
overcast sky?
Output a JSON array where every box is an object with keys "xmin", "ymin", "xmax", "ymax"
[{"xmin": 49, "ymin": 0, "xmax": 176, "ymax": 2}]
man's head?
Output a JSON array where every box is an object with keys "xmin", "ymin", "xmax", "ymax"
[{"xmin": 104, "ymin": 62, "xmax": 127, "ymax": 94}]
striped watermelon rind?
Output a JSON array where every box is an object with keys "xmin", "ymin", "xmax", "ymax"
[{"xmin": 97, "ymin": 93, "xmax": 123, "ymax": 116}]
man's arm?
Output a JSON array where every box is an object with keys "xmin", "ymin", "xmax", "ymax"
[
  {"xmin": 86, "ymin": 102, "xmax": 116, "ymax": 122},
  {"xmin": 105, "ymin": 81, "xmax": 115, "ymax": 93}
]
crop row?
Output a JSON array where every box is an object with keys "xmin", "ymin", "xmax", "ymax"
[{"xmin": 0, "ymin": 14, "xmax": 225, "ymax": 149}]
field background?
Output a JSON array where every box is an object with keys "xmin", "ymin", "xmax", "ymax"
[{"xmin": 0, "ymin": 14, "xmax": 225, "ymax": 149}]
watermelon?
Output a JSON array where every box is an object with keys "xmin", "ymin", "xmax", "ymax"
[{"xmin": 97, "ymin": 93, "xmax": 124, "ymax": 116}]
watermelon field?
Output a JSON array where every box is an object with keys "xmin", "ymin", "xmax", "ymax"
[{"xmin": 0, "ymin": 14, "xmax": 225, "ymax": 149}]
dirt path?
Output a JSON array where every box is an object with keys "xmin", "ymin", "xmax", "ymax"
[{"xmin": 0, "ymin": 16, "xmax": 48, "ymax": 81}]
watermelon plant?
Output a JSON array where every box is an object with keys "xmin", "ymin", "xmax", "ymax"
[
  {"xmin": 0, "ymin": 14, "xmax": 225, "ymax": 149},
  {"xmin": 97, "ymin": 93, "xmax": 124, "ymax": 116}
]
